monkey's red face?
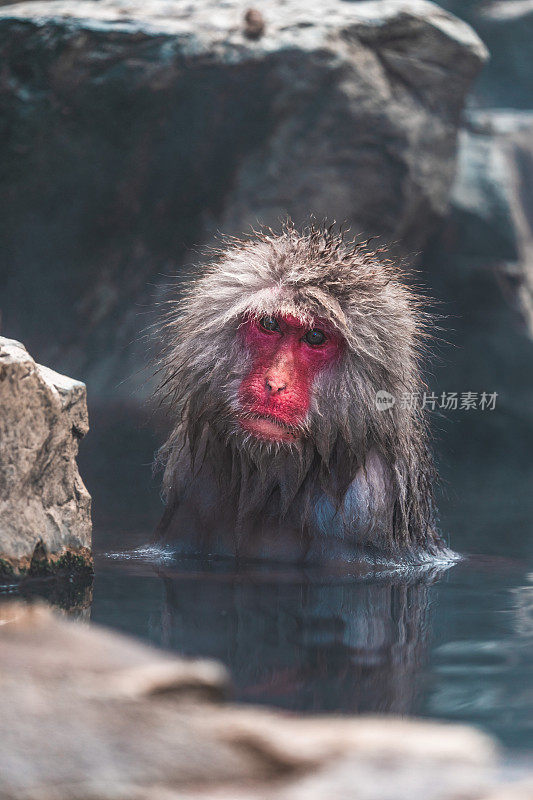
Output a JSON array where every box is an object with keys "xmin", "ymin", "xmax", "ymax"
[{"xmin": 238, "ymin": 314, "xmax": 344, "ymax": 442}]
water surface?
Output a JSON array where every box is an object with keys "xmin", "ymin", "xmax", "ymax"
[
  {"xmin": 2, "ymin": 404, "xmax": 532, "ymax": 759},
  {"xmin": 88, "ymin": 550, "xmax": 532, "ymax": 752}
]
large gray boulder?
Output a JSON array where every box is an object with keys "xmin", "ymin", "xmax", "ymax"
[
  {"xmin": 1, "ymin": 600, "xmax": 525, "ymax": 800},
  {"xmin": 0, "ymin": 0, "xmax": 487, "ymax": 400},
  {"xmin": 0, "ymin": 337, "xmax": 92, "ymax": 576}
]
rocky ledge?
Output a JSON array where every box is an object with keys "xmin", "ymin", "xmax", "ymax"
[
  {"xmin": 0, "ymin": 0, "xmax": 487, "ymax": 400},
  {"xmin": 1, "ymin": 601, "xmax": 531, "ymax": 800},
  {"xmin": 0, "ymin": 338, "xmax": 92, "ymax": 576}
]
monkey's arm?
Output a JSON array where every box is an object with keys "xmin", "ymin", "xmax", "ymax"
[{"xmin": 309, "ymin": 448, "xmax": 396, "ymax": 560}]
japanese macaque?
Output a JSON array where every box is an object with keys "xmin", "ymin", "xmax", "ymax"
[{"xmin": 154, "ymin": 223, "xmax": 452, "ymax": 565}]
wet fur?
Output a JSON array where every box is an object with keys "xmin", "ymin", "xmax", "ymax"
[{"xmin": 153, "ymin": 222, "xmax": 451, "ymax": 564}]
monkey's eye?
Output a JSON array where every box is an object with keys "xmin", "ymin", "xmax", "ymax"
[
  {"xmin": 303, "ymin": 328, "xmax": 326, "ymax": 346},
  {"xmin": 259, "ymin": 316, "xmax": 281, "ymax": 333}
]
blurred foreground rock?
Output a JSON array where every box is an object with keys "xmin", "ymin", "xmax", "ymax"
[
  {"xmin": 1, "ymin": 601, "xmax": 527, "ymax": 800},
  {"xmin": 0, "ymin": 338, "xmax": 92, "ymax": 576},
  {"xmin": 0, "ymin": 0, "xmax": 486, "ymax": 399}
]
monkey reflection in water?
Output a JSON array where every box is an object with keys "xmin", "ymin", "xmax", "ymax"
[
  {"xmin": 158, "ymin": 566, "xmax": 437, "ymax": 714},
  {"xmin": 154, "ymin": 222, "xmax": 455, "ymax": 566}
]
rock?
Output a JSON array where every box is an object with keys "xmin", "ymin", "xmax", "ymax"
[
  {"xmin": 440, "ymin": 110, "xmax": 533, "ymax": 332},
  {"xmin": 470, "ymin": 1, "xmax": 533, "ymax": 109},
  {"xmin": 431, "ymin": 0, "xmax": 533, "ymax": 109},
  {"xmin": 480, "ymin": 785, "xmax": 533, "ymax": 800},
  {"xmin": 426, "ymin": 109, "xmax": 533, "ymax": 368},
  {"xmin": 243, "ymin": 8, "xmax": 265, "ymax": 40},
  {"xmin": 0, "ymin": 600, "xmax": 518, "ymax": 800},
  {"xmin": 0, "ymin": 0, "xmax": 487, "ymax": 401},
  {"xmin": 422, "ymin": 110, "xmax": 533, "ymax": 557},
  {"xmin": 0, "ymin": 337, "xmax": 92, "ymax": 576}
]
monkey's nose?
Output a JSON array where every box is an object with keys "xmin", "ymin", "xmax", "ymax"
[{"xmin": 265, "ymin": 377, "xmax": 287, "ymax": 394}]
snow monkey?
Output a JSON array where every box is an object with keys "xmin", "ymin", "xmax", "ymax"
[{"xmin": 154, "ymin": 223, "xmax": 452, "ymax": 565}]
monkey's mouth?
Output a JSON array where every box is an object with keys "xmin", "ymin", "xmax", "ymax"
[{"xmin": 238, "ymin": 413, "xmax": 301, "ymax": 442}]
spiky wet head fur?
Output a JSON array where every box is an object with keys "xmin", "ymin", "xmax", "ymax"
[{"xmin": 155, "ymin": 222, "xmax": 442, "ymax": 557}]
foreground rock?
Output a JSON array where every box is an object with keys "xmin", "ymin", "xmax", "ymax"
[
  {"xmin": 0, "ymin": 0, "xmax": 486, "ymax": 400},
  {"xmin": 0, "ymin": 338, "xmax": 92, "ymax": 576},
  {"xmin": 1, "ymin": 601, "xmax": 525, "ymax": 800}
]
